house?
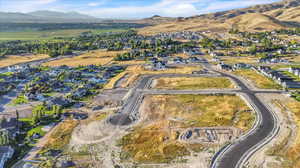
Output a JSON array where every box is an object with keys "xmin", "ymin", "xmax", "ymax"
[
  {"xmin": 188, "ymin": 57, "xmax": 200, "ymax": 63},
  {"xmin": 259, "ymin": 57, "xmax": 289, "ymax": 64},
  {"xmin": 145, "ymin": 60, "xmax": 167, "ymax": 71},
  {"xmin": 71, "ymin": 88, "xmax": 90, "ymax": 100},
  {"xmin": 233, "ymin": 63, "xmax": 251, "ymax": 70},
  {"xmin": 289, "ymin": 67, "xmax": 300, "ymax": 77},
  {"xmin": 217, "ymin": 63, "xmax": 232, "ymax": 71},
  {"xmin": 153, "ymin": 61, "xmax": 167, "ymax": 70},
  {"xmin": 0, "ymin": 146, "xmax": 14, "ymax": 168},
  {"xmin": 47, "ymin": 97, "xmax": 72, "ymax": 108},
  {"xmin": 172, "ymin": 57, "xmax": 184, "ymax": 64},
  {"xmin": 282, "ymin": 81, "xmax": 300, "ymax": 89}
]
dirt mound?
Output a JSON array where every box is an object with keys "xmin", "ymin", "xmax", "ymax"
[{"xmin": 109, "ymin": 113, "xmax": 133, "ymax": 126}]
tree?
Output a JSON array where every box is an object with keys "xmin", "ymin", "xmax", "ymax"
[
  {"xmin": 0, "ymin": 130, "xmax": 10, "ymax": 145},
  {"xmin": 249, "ymin": 44, "xmax": 258, "ymax": 54}
]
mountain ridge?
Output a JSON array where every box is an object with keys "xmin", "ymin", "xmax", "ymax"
[{"xmin": 0, "ymin": 10, "xmax": 102, "ymax": 23}]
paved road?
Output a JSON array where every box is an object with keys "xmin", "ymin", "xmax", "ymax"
[
  {"xmin": 202, "ymin": 62, "xmax": 278, "ymax": 168},
  {"xmin": 213, "ymin": 71, "xmax": 276, "ymax": 168}
]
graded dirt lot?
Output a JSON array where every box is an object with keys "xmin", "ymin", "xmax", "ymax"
[
  {"xmin": 0, "ymin": 54, "xmax": 49, "ymax": 67},
  {"xmin": 43, "ymin": 50, "xmax": 126, "ymax": 67},
  {"xmin": 233, "ymin": 69, "xmax": 282, "ymax": 89},
  {"xmin": 152, "ymin": 77, "xmax": 235, "ymax": 90},
  {"xmin": 119, "ymin": 94, "xmax": 254, "ymax": 164},
  {"xmin": 270, "ymin": 96, "xmax": 300, "ymax": 168}
]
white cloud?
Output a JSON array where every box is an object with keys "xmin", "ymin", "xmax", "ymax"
[
  {"xmin": 88, "ymin": 2, "xmax": 100, "ymax": 7},
  {"xmin": 200, "ymin": 0, "xmax": 279, "ymax": 13},
  {"xmin": 83, "ymin": 0, "xmax": 201, "ymax": 18},
  {"xmin": 0, "ymin": 0, "xmax": 58, "ymax": 12},
  {"xmin": 35, "ymin": 0, "xmax": 57, "ymax": 4}
]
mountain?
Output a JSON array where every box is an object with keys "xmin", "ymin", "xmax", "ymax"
[
  {"xmin": 0, "ymin": 11, "xmax": 102, "ymax": 23},
  {"xmin": 227, "ymin": 13, "xmax": 286, "ymax": 31},
  {"xmin": 139, "ymin": 0, "xmax": 300, "ymax": 35},
  {"xmin": 28, "ymin": 11, "xmax": 96, "ymax": 20},
  {"xmin": 265, "ymin": 6, "xmax": 300, "ymax": 23}
]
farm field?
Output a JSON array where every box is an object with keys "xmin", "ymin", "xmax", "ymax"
[
  {"xmin": 43, "ymin": 50, "xmax": 126, "ymax": 67},
  {"xmin": 0, "ymin": 29, "xmax": 127, "ymax": 41},
  {"xmin": 153, "ymin": 77, "xmax": 235, "ymax": 90},
  {"xmin": 119, "ymin": 94, "xmax": 254, "ymax": 164},
  {"xmin": 0, "ymin": 54, "xmax": 49, "ymax": 67},
  {"xmin": 233, "ymin": 69, "xmax": 282, "ymax": 89}
]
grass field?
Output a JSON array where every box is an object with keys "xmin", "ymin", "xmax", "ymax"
[
  {"xmin": 119, "ymin": 94, "xmax": 254, "ymax": 163},
  {"xmin": 233, "ymin": 69, "xmax": 282, "ymax": 89},
  {"xmin": 153, "ymin": 77, "xmax": 235, "ymax": 90},
  {"xmin": 43, "ymin": 50, "xmax": 126, "ymax": 67},
  {"xmin": 0, "ymin": 54, "xmax": 49, "ymax": 67},
  {"xmin": 104, "ymin": 65, "xmax": 201, "ymax": 89},
  {"xmin": 0, "ymin": 29, "xmax": 127, "ymax": 41}
]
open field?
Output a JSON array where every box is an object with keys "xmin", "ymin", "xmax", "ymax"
[
  {"xmin": 43, "ymin": 50, "xmax": 126, "ymax": 67},
  {"xmin": 153, "ymin": 77, "xmax": 235, "ymax": 90},
  {"xmin": 0, "ymin": 54, "xmax": 49, "ymax": 67},
  {"xmin": 119, "ymin": 94, "xmax": 254, "ymax": 164},
  {"xmin": 104, "ymin": 65, "xmax": 201, "ymax": 89},
  {"xmin": 220, "ymin": 56, "xmax": 258, "ymax": 65},
  {"xmin": 0, "ymin": 29, "xmax": 127, "ymax": 41},
  {"xmin": 233, "ymin": 69, "xmax": 282, "ymax": 89}
]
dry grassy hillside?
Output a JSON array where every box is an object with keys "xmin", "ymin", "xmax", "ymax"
[
  {"xmin": 266, "ymin": 6, "xmax": 300, "ymax": 22},
  {"xmin": 138, "ymin": 18, "xmax": 229, "ymax": 35},
  {"xmin": 138, "ymin": 0, "xmax": 300, "ymax": 35},
  {"xmin": 227, "ymin": 13, "xmax": 286, "ymax": 31},
  {"xmin": 139, "ymin": 13, "xmax": 286, "ymax": 35}
]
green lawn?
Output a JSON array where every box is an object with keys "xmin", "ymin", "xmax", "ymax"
[{"xmin": 0, "ymin": 29, "xmax": 127, "ymax": 41}]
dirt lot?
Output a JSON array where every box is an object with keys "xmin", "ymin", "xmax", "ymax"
[
  {"xmin": 152, "ymin": 77, "xmax": 235, "ymax": 90},
  {"xmin": 119, "ymin": 94, "xmax": 254, "ymax": 164},
  {"xmin": 269, "ymin": 95, "xmax": 300, "ymax": 168},
  {"xmin": 0, "ymin": 54, "xmax": 49, "ymax": 67}
]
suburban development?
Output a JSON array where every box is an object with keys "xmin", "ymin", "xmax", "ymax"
[{"xmin": 1, "ymin": 0, "xmax": 300, "ymax": 168}]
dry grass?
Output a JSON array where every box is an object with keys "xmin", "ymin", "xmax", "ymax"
[
  {"xmin": 0, "ymin": 54, "xmax": 49, "ymax": 67},
  {"xmin": 138, "ymin": 13, "xmax": 285, "ymax": 36},
  {"xmin": 171, "ymin": 53, "xmax": 190, "ymax": 59},
  {"xmin": 233, "ymin": 69, "xmax": 282, "ymax": 89},
  {"xmin": 221, "ymin": 56, "xmax": 258, "ymax": 64},
  {"xmin": 41, "ymin": 120, "xmax": 79, "ymax": 152},
  {"xmin": 104, "ymin": 65, "xmax": 201, "ymax": 89},
  {"xmin": 138, "ymin": 19, "xmax": 229, "ymax": 35},
  {"xmin": 154, "ymin": 77, "xmax": 235, "ymax": 90},
  {"xmin": 43, "ymin": 50, "xmax": 126, "ymax": 67},
  {"xmin": 119, "ymin": 94, "xmax": 254, "ymax": 163}
]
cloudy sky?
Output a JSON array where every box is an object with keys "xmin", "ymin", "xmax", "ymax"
[{"xmin": 0, "ymin": 0, "xmax": 281, "ymax": 19}]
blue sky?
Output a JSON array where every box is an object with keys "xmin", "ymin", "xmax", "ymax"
[{"xmin": 0, "ymin": 0, "xmax": 281, "ymax": 19}]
